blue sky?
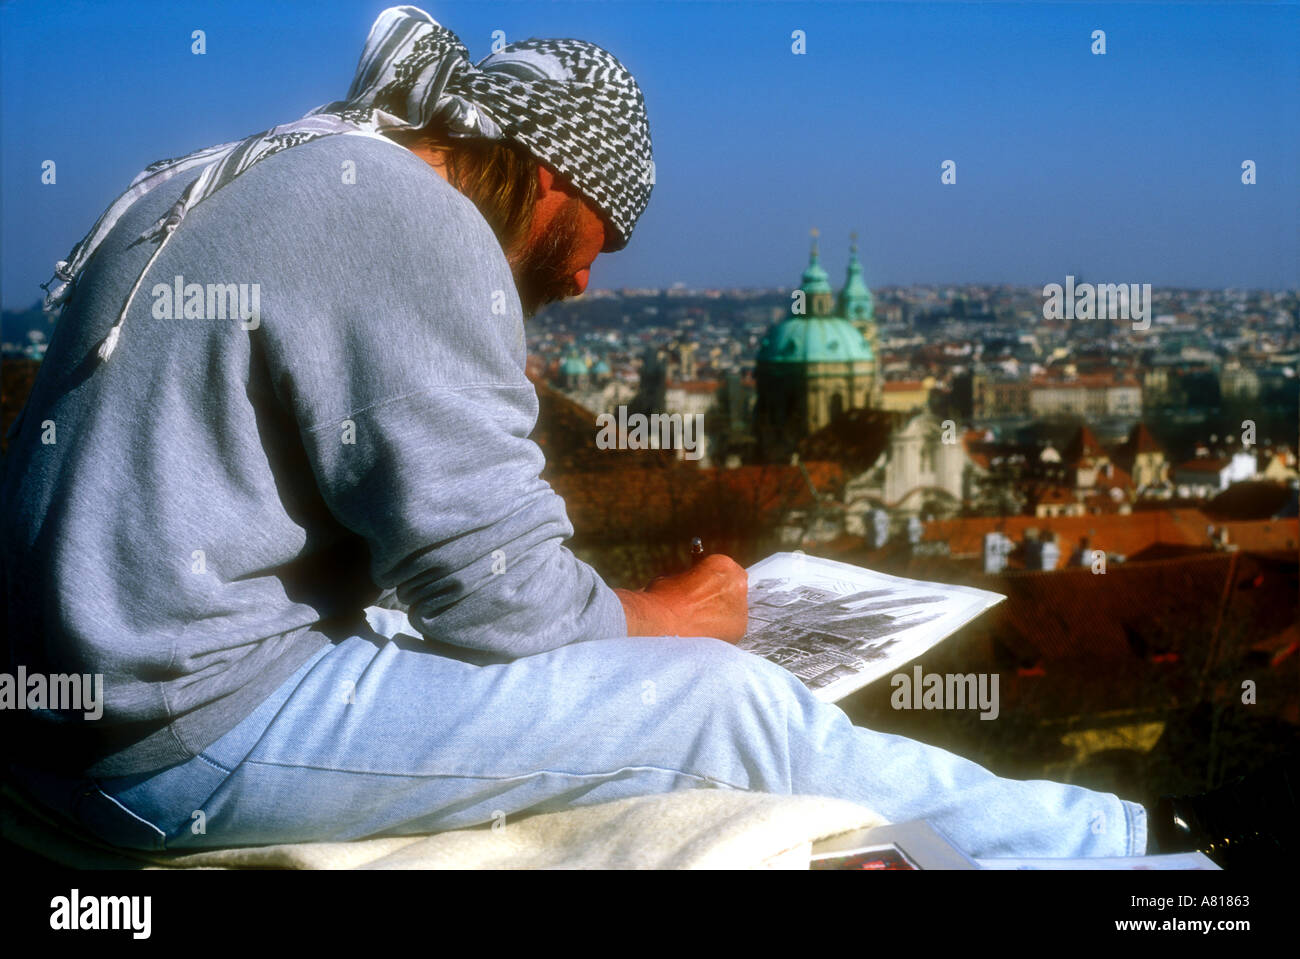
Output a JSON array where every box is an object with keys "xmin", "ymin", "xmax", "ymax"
[{"xmin": 2, "ymin": 0, "xmax": 1297, "ymax": 308}]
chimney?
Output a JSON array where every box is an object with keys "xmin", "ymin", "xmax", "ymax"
[
  {"xmin": 906, "ymin": 516, "xmax": 923, "ymax": 546},
  {"xmin": 1025, "ymin": 530, "xmax": 1059, "ymax": 570},
  {"xmin": 868, "ymin": 509, "xmax": 890, "ymax": 549},
  {"xmin": 983, "ymin": 531, "xmax": 1012, "ymax": 574}
]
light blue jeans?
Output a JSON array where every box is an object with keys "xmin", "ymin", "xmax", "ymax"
[{"xmin": 11, "ymin": 608, "xmax": 1146, "ymax": 859}]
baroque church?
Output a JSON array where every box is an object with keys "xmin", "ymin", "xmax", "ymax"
[{"xmin": 755, "ymin": 230, "xmax": 882, "ymax": 462}]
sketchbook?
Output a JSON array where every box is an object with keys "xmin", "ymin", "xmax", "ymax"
[{"xmin": 738, "ymin": 552, "xmax": 1005, "ymax": 703}]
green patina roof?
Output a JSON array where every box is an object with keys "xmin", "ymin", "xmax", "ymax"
[
  {"xmin": 560, "ymin": 352, "xmax": 590, "ymax": 376},
  {"xmin": 757, "ymin": 316, "xmax": 874, "ymax": 364},
  {"xmin": 759, "ymin": 231, "xmax": 883, "ymax": 361},
  {"xmin": 838, "ymin": 239, "xmax": 874, "ymax": 321},
  {"xmin": 764, "ymin": 233, "xmax": 875, "ymax": 364},
  {"xmin": 591, "ymin": 358, "xmax": 611, "ymax": 375},
  {"xmin": 799, "ymin": 243, "xmax": 832, "ymax": 296}
]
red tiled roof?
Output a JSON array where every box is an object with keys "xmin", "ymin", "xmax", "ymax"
[
  {"xmin": 960, "ymin": 430, "xmax": 994, "ymax": 469},
  {"xmin": 975, "ymin": 554, "xmax": 1241, "ymax": 661},
  {"xmin": 843, "ymin": 541, "xmax": 1297, "ymax": 719},
  {"xmin": 922, "ymin": 510, "xmax": 1299, "ymax": 569},
  {"xmin": 1125, "ymin": 422, "xmax": 1163, "ymax": 455},
  {"xmin": 1215, "ymin": 519, "xmax": 1300, "ymax": 552},
  {"xmin": 1030, "ymin": 374, "xmax": 1141, "ymax": 389},
  {"xmin": 1175, "ymin": 459, "xmax": 1230, "ymax": 473},
  {"xmin": 1208, "ymin": 481, "xmax": 1295, "ymax": 520},
  {"xmin": 666, "ymin": 380, "xmax": 722, "ymax": 394},
  {"xmin": 1065, "ymin": 426, "xmax": 1105, "ymax": 463},
  {"xmin": 835, "ymin": 495, "xmax": 1298, "ymax": 717},
  {"xmin": 883, "ymin": 380, "xmax": 926, "ymax": 392},
  {"xmin": 935, "ymin": 550, "xmax": 1300, "ymax": 719},
  {"xmin": 1092, "ymin": 463, "xmax": 1134, "ymax": 492}
]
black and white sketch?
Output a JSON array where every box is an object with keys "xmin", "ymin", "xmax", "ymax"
[{"xmin": 738, "ymin": 553, "xmax": 1005, "ymax": 702}]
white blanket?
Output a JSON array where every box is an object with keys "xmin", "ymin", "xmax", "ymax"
[{"xmin": 1, "ymin": 784, "xmax": 886, "ymax": 870}]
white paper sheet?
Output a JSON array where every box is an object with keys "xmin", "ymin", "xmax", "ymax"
[{"xmin": 738, "ymin": 552, "xmax": 1005, "ymax": 703}]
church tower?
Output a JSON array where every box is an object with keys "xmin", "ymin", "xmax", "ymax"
[
  {"xmin": 755, "ymin": 230, "xmax": 878, "ymax": 463},
  {"xmin": 801, "ymin": 229, "xmax": 836, "ymax": 318},
  {"xmin": 837, "ymin": 232, "xmax": 882, "ymax": 407}
]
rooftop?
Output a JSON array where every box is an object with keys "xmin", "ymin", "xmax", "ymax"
[{"xmin": 921, "ymin": 510, "xmax": 1299, "ymax": 569}]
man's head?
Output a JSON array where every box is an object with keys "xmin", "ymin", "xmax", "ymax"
[
  {"xmin": 355, "ymin": 10, "xmax": 651, "ymax": 316},
  {"xmin": 510, "ymin": 164, "xmax": 607, "ymax": 315},
  {"xmin": 392, "ymin": 129, "xmax": 609, "ymax": 317}
]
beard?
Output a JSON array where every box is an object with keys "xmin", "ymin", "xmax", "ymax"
[{"xmin": 507, "ymin": 196, "xmax": 585, "ymax": 318}]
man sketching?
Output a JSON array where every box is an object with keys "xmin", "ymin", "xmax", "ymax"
[{"xmin": 4, "ymin": 5, "xmax": 1205, "ymax": 860}]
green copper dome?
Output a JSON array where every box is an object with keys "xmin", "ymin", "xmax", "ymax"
[
  {"xmin": 757, "ymin": 316, "xmax": 874, "ymax": 364},
  {"xmin": 759, "ymin": 232, "xmax": 878, "ymax": 366},
  {"xmin": 560, "ymin": 352, "xmax": 589, "ymax": 376},
  {"xmin": 591, "ymin": 358, "xmax": 611, "ymax": 375},
  {"xmin": 838, "ymin": 237, "xmax": 874, "ymax": 321}
]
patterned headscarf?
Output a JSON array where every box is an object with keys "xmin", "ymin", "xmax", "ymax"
[{"xmin": 44, "ymin": 5, "xmax": 654, "ymax": 361}]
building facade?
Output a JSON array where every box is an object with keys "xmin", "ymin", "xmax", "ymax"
[{"xmin": 756, "ymin": 233, "xmax": 882, "ymax": 461}]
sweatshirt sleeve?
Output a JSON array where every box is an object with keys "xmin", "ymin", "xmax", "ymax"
[{"xmin": 257, "ymin": 137, "xmax": 627, "ymax": 657}]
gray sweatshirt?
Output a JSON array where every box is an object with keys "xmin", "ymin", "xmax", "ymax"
[{"xmin": 2, "ymin": 134, "xmax": 627, "ymax": 777}]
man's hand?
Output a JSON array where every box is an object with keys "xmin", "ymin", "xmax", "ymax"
[{"xmin": 614, "ymin": 554, "xmax": 748, "ymax": 642}]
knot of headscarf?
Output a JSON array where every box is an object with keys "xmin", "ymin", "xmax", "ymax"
[{"xmin": 43, "ymin": 4, "xmax": 654, "ymax": 362}]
